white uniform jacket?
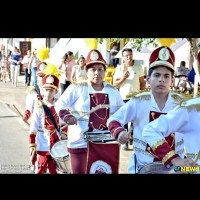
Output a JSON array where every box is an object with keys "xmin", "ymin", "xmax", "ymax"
[
  {"xmin": 107, "ymin": 91, "xmax": 185, "ymax": 172},
  {"xmin": 142, "ymin": 97, "xmax": 200, "ymax": 165},
  {"xmin": 55, "ymin": 81, "xmax": 124, "ymax": 149},
  {"xmin": 29, "ymin": 100, "xmax": 60, "ymax": 151}
]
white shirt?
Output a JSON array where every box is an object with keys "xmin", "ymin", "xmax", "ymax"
[{"xmin": 113, "ymin": 64, "xmax": 144, "ymax": 100}]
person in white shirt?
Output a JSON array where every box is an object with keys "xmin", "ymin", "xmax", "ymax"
[
  {"xmin": 113, "ymin": 48, "xmax": 145, "ymax": 150},
  {"xmin": 21, "ymin": 50, "xmax": 31, "ymax": 86}
]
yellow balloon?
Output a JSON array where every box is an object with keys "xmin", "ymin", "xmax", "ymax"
[
  {"xmin": 36, "ymin": 46, "xmax": 49, "ymax": 61},
  {"xmin": 84, "ymin": 39, "xmax": 98, "ymax": 49},
  {"xmin": 156, "ymin": 38, "xmax": 177, "ymax": 47},
  {"xmin": 43, "ymin": 63, "xmax": 60, "ymax": 79}
]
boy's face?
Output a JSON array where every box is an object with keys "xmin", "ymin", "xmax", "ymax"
[
  {"xmin": 43, "ymin": 87, "xmax": 57, "ymax": 102},
  {"xmin": 87, "ymin": 64, "xmax": 105, "ymax": 84},
  {"xmin": 147, "ymin": 66, "xmax": 173, "ymax": 95}
]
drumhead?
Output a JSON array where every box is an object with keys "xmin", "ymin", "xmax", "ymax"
[
  {"xmin": 50, "ymin": 140, "xmax": 68, "ymax": 158},
  {"xmin": 139, "ymin": 162, "xmax": 171, "ymax": 174}
]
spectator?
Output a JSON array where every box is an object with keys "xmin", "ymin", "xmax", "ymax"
[
  {"xmin": 9, "ymin": 47, "xmax": 22, "ymax": 87},
  {"xmin": 113, "ymin": 48, "xmax": 145, "ymax": 150},
  {"xmin": 71, "ymin": 55, "xmax": 87, "ymax": 83},
  {"xmin": 58, "ymin": 53, "xmax": 69, "ymax": 94},
  {"xmin": 28, "ymin": 49, "xmax": 41, "ymax": 87},
  {"xmin": 21, "ymin": 50, "xmax": 31, "ymax": 86}
]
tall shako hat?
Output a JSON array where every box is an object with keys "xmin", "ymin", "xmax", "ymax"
[
  {"xmin": 85, "ymin": 49, "xmax": 106, "ymax": 69},
  {"xmin": 36, "ymin": 62, "xmax": 47, "ymax": 77},
  {"xmin": 149, "ymin": 46, "xmax": 175, "ymax": 71},
  {"xmin": 42, "ymin": 74, "xmax": 59, "ymax": 89}
]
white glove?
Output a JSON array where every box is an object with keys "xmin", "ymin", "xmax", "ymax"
[{"xmin": 117, "ymin": 131, "xmax": 129, "ymax": 144}]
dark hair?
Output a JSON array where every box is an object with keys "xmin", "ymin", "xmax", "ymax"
[
  {"xmin": 77, "ymin": 55, "xmax": 85, "ymax": 64},
  {"xmin": 67, "ymin": 51, "xmax": 73, "ymax": 56},
  {"xmin": 62, "ymin": 53, "xmax": 68, "ymax": 60},
  {"xmin": 148, "ymin": 66, "xmax": 174, "ymax": 77},
  {"xmin": 122, "ymin": 48, "xmax": 132, "ymax": 56},
  {"xmin": 180, "ymin": 61, "xmax": 186, "ymax": 67}
]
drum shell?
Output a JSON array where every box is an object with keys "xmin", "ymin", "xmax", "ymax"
[
  {"xmin": 84, "ymin": 131, "xmax": 115, "ymax": 143},
  {"xmin": 139, "ymin": 162, "xmax": 172, "ymax": 174},
  {"xmin": 50, "ymin": 140, "xmax": 71, "ymax": 174}
]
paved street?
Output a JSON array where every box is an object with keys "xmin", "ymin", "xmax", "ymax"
[{"xmin": 0, "ymin": 75, "xmax": 133, "ymax": 174}]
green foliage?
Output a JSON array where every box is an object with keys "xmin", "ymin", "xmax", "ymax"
[{"xmin": 96, "ymin": 38, "xmax": 159, "ymax": 52}]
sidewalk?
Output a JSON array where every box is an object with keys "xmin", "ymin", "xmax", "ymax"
[{"xmin": 0, "ymin": 75, "xmax": 133, "ymax": 173}]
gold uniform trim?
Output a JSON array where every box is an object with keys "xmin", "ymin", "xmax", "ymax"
[
  {"xmin": 73, "ymin": 81, "xmax": 88, "ymax": 86},
  {"xmin": 152, "ymin": 139, "xmax": 166, "ymax": 151},
  {"xmin": 186, "ymin": 153, "xmax": 200, "ymax": 159},
  {"xmin": 184, "ymin": 104, "xmax": 200, "ymax": 112},
  {"xmin": 133, "ymin": 146, "xmax": 154, "ymax": 158},
  {"xmin": 126, "ymin": 89, "xmax": 150, "ymax": 99},
  {"xmin": 133, "ymin": 138, "xmax": 147, "ymax": 146},
  {"xmin": 162, "ymin": 150, "xmax": 177, "ymax": 164},
  {"xmin": 26, "ymin": 86, "xmax": 36, "ymax": 94},
  {"xmin": 171, "ymin": 93, "xmax": 185, "ymax": 102},
  {"xmin": 30, "ymin": 132, "xmax": 37, "ymax": 135}
]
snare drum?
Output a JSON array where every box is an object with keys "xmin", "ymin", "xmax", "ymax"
[
  {"xmin": 50, "ymin": 140, "xmax": 71, "ymax": 174},
  {"xmin": 84, "ymin": 130, "xmax": 116, "ymax": 143},
  {"xmin": 139, "ymin": 162, "xmax": 173, "ymax": 174}
]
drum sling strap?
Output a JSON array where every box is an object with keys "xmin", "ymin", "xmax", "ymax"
[
  {"xmin": 43, "ymin": 104, "xmax": 60, "ymax": 133},
  {"xmin": 34, "ymin": 85, "xmax": 60, "ymax": 132}
]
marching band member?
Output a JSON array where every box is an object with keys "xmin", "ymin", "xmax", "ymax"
[
  {"xmin": 55, "ymin": 49, "xmax": 124, "ymax": 174},
  {"xmin": 142, "ymin": 53, "xmax": 200, "ymax": 169},
  {"xmin": 22, "ymin": 62, "xmax": 47, "ymax": 123},
  {"xmin": 107, "ymin": 46, "xmax": 186, "ymax": 173},
  {"xmin": 142, "ymin": 97, "xmax": 199, "ymax": 169},
  {"xmin": 29, "ymin": 74, "xmax": 61, "ymax": 174},
  {"xmin": 23, "ymin": 62, "xmax": 61, "ymax": 123}
]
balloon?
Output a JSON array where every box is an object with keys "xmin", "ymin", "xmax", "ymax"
[
  {"xmin": 84, "ymin": 39, "xmax": 98, "ymax": 49},
  {"xmin": 43, "ymin": 63, "xmax": 60, "ymax": 79},
  {"xmin": 36, "ymin": 46, "xmax": 50, "ymax": 61},
  {"xmin": 156, "ymin": 38, "xmax": 177, "ymax": 47}
]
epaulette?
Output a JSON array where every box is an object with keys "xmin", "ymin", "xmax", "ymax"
[
  {"xmin": 179, "ymin": 97, "xmax": 200, "ymax": 112},
  {"xmin": 34, "ymin": 99, "xmax": 43, "ymax": 110},
  {"xmin": 126, "ymin": 88, "xmax": 151, "ymax": 99},
  {"xmin": 106, "ymin": 83, "xmax": 115, "ymax": 89},
  {"xmin": 26, "ymin": 86, "xmax": 35, "ymax": 94},
  {"xmin": 171, "ymin": 92, "xmax": 186, "ymax": 103},
  {"xmin": 73, "ymin": 80, "xmax": 88, "ymax": 86},
  {"xmin": 133, "ymin": 91, "xmax": 151, "ymax": 101}
]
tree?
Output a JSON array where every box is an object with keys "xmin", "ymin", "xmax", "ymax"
[{"xmin": 97, "ymin": 38, "xmax": 200, "ymax": 97}]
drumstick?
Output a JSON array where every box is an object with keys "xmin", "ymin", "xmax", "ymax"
[
  {"xmin": 127, "ymin": 125, "xmax": 133, "ymax": 139},
  {"xmin": 168, "ymin": 150, "xmax": 200, "ymax": 174},
  {"xmin": 194, "ymin": 150, "xmax": 200, "ymax": 163},
  {"xmin": 12, "ymin": 104, "xmax": 30, "ymax": 126},
  {"xmin": 61, "ymin": 104, "xmax": 110, "ymax": 130},
  {"xmin": 28, "ymin": 149, "xmax": 36, "ymax": 168}
]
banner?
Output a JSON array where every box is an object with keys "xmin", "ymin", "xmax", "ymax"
[
  {"xmin": 86, "ymin": 140, "xmax": 120, "ymax": 174},
  {"xmin": 19, "ymin": 41, "xmax": 31, "ymax": 74}
]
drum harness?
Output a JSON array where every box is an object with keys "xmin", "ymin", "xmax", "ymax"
[{"xmin": 35, "ymin": 84, "xmax": 60, "ymax": 133}]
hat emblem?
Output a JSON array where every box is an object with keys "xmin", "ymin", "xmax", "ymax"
[
  {"xmin": 90, "ymin": 51, "xmax": 99, "ymax": 61},
  {"xmin": 158, "ymin": 47, "xmax": 170, "ymax": 61},
  {"xmin": 39, "ymin": 64, "xmax": 46, "ymax": 71},
  {"xmin": 46, "ymin": 76, "xmax": 54, "ymax": 84}
]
